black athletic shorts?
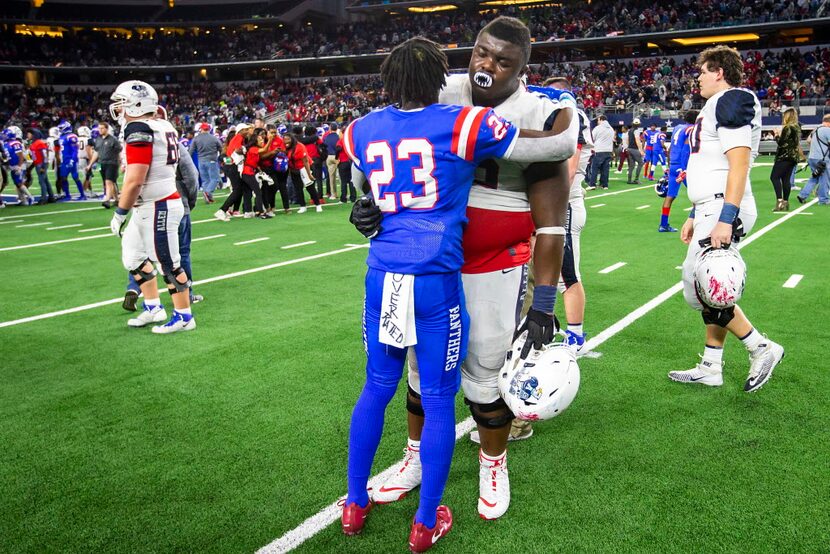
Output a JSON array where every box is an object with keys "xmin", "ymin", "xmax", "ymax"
[{"xmin": 100, "ymin": 163, "xmax": 119, "ymax": 183}]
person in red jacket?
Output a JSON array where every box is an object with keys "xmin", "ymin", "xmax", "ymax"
[
  {"xmin": 27, "ymin": 129, "xmax": 55, "ymax": 203},
  {"xmin": 284, "ymin": 133, "xmax": 322, "ymax": 213}
]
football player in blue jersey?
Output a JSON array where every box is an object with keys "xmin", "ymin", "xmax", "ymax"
[
  {"xmin": 647, "ymin": 125, "xmax": 668, "ymax": 180},
  {"xmin": 2, "ymin": 126, "xmax": 35, "ymax": 205},
  {"xmin": 55, "ymin": 121, "xmax": 87, "ymax": 200},
  {"xmin": 659, "ymin": 111, "xmax": 698, "ymax": 232},
  {"xmin": 341, "ymin": 37, "xmax": 576, "ymax": 552}
]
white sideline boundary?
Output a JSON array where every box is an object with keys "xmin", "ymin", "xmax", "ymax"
[
  {"xmin": 585, "ymin": 183, "xmax": 652, "ymax": 200},
  {"xmin": 0, "ymin": 244, "xmax": 368, "ymax": 329},
  {"xmin": 256, "ymin": 198, "xmax": 818, "ymax": 554}
]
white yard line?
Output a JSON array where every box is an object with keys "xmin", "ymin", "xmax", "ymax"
[
  {"xmin": 585, "ymin": 183, "xmax": 653, "ymax": 199},
  {"xmin": 281, "ymin": 241, "xmax": 316, "ymax": 249},
  {"xmin": 0, "ymin": 219, "xmax": 24, "ymax": 225},
  {"xmin": 684, "ymin": 207, "xmax": 693, "ymax": 211},
  {"xmin": 234, "ymin": 237, "xmax": 270, "ymax": 246},
  {"xmin": 795, "ymin": 212, "xmax": 813, "ymax": 216},
  {"xmin": 16, "ymin": 221, "xmax": 52, "ymax": 228},
  {"xmin": 0, "ymin": 206, "xmax": 103, "ymax": 220},
  {"xmin": 0, "ymin": 234, "xmax": 112, "ymax": 252},
  {"xmin": 47, "ymin": 224, "xmax": 83, "ymax": 231},
  {"xmin": 590, "ymin": 203, "xmax": 606, "ymax": 209},
  {"xmin": 636, "ymin": 205, "xmax": 650, "ymax": 210},
  {"xmin": 782, "ymin": 274, "xmax": 804, "ymax": 289},
  {"xmin": 599, "ymin": 262, "xmax": 627, "ymax": 274},
  {"xmin": 79, "ymin": 226, "xmax": 110, "ymax": 233},
  {"xmin": 192, "ymin": 234, "xmax": 226, "ymax": 242},
  {"xmin": 0, "ymin": 244, "xmax": 369, "ymax": 328}
]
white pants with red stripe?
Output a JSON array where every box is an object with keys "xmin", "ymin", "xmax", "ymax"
[
  {"xmin": 121, "ymin": 198, "xmax": 184, "ymax": 273},
  {"xmin": 408, "ymin": 265, "xmax": 528, "ymax": 404}
]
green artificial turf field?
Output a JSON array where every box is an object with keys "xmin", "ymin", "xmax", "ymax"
[{"xmin": 1, "ymin": 159, "xmax": 828, "ymax": 553}]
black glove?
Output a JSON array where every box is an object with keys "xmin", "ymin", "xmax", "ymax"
[
  {"xmin": 516, "ymin": 308, "xmax": 560, "ymax": 359},
  {"xmin": 350, "ymin": 195, "xmax": 383, "ymax": 239}
]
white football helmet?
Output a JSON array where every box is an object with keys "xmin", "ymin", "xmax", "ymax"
[
  {"xmin": 49, "ymin": 126, "xmax": 60, "ymax": 139},
  {"xmin": 693, "ymin": 246, "xmax": 746, "ymax": 309},
  {"xmin": 5, "ymin": 125, "xmax": 22, "ymax": 140},
  {"xmin": 498, "ymin": 333, "xmax": 580, "ymax": 422},
  {"xmin": 77, "ymin": 126, "xmax": 91, "ymax": 137},
  {"xmin": 109, "ymin": 80, "xmax": 159, "ymax": 123}
]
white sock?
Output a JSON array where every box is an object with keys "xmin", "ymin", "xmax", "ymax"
[
  {"xmin": 144, "ymin": 297, "xmax": 161, "ymax": 307},
  {"xmin": 568, "ymin": 323, "xmax": 584, "ymax": 336},
  {"xmin": 177, "ymin": 307, "xmax": 192, "ymax": 315},
  {"xmin": 702, "ymin": 345, "xmax": 723, "ymax": 370},
  {"xmin": 407, "ymin": 438, "xmax": 421, "ymax": 453},
  {"xmin": 740, "ymin": 328, "xmax": 765, "ymax": 352},
  {"xmin": 480, "ymin": 450, "xmax": 506, "ymax": 466}
]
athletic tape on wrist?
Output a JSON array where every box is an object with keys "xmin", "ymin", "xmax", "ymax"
[
  {"xmin": 532, "ymin": 284, "xmax": 557, "ymax": 314},
  {"xmin": 115, "ymin": 207, "xmax": 129, "ymax": 216},
  {"xmin": 688, "ymin": 207, "xmax": 695, "ymax": 218},
  {"xmin": 718, "ymin": 202, "xmax": 740, "ymax": 224},
  {"xmin": 535, "ymin": 226, "xmax": 566, "ymax": 236}
]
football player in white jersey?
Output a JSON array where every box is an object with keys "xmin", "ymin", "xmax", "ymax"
[
  {"xmin": 668, "ymin": 46, "xmax": 783, "ymax": 392},
  {"xmin": 108, "ymin": 80, "xmax": 195, "ymax": 334},
  {"xmin": 363, "ymin": 17, "xmax": 576, "ymax": 520},
  {"xmin": 76, "ymin": 126, "xmax": 95, "ymax": 198}
]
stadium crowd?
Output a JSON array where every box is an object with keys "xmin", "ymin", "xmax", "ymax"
[
  {"xmin": 3, "ymin": 47, "xmax": 828, "ymax": 132},
  {"xmin": 3, "ymin": 0, "xmax": 821, "ymax": 66}
]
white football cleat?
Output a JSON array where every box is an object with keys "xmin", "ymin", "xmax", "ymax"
[
  {"xmin": 297, "ymin": 207, "xmax": 307, "ymax": 214},
  {"xmin": 151, "ymin": 311, "xmax": 196, "ymax": 334},
  {"xmin": 668, "ymin": 359, "xmax": 723, "ymax": 387},
  {"xmin": 213, "ymin": 209, "xmax": 230, "ymax": 222},
  {"xmin": 745, "ymin": 339, "xmax": 784, "ymax": 393},
  {"xmin": 478, "ymin": 450, "xmax": 510, "ymax": 520},
  {"xmin": 127, "ymin": 304, "xmax": 167, "ymax": 328},
  {"xmin": 315, "ymin": 204, "xmax": 323, "ymax": 212},
  {"xmin": 372, "ymin": 444, "xmax": 421, "ymax": 504}
]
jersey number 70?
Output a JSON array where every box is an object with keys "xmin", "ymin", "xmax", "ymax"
[{"xmin": 366, "ymin": 139, "xmax": 437, "ymax": 212}]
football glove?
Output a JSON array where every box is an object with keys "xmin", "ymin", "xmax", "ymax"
[
  {"xmin": 349, "ymin": 195, "xmax": 383, "ymax": 239},
  {"xmin": 516, "ymin": 308, "xmax": 560, "ymax": 359},
  {"xmin": 110, "ymin": 208, "xmax": 128, "ymax": 237}
]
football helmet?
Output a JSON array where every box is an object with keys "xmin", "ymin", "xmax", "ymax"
[
  {"xmin": 498, "ymin": 332, "xmax": 580, "ymax": 421},
  {"xmin": 4, "ymin": 126, "xmax": 22, "ymax": 140},
  {"xmin": 48, "ymin": 126, "xmax": 60, "ymax": 139},
  {"xmin": 109, "ymin": 80, "xmax": 159, "ymax": 123},
  {"xmin": 77, "ymin": 126, "xmax": 91, "ymax": 137},
  {"xmin": 316, "ymin": 127, "xmax": 325, "ymax": 138},
  {"xmin": 693, "ymin": 245, "xmax": 746, "ymax": 309},
  {"xmin": 277, "ymin": 124, "xmax": 287, "ymax": 136},
  {"xmin": 655, "ymin": 175, "xmax": 669, "ymax": 197},
  {"xmin": 321, "ymin": 123, "xmax": 330, "ymax": 133},
  {"xmin": 57, "ymin": 121, "xmax": 72, "ymax": 135}
]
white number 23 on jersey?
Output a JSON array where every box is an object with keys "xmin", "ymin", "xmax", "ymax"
[{"xmin": 365, "ymin": 139, "xmax": 437, "ymax": 212}]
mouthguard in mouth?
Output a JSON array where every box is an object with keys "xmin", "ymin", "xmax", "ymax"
[{"xmin": 473, "ymin": 71, "xmax": 493, "ymax": 89}]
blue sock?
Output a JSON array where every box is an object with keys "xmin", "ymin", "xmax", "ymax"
[
  {"xmin": 346, "ymin": 380, "xmax": 396, "ymax": 508},
  {"xmin": 414, "ymin": 394, "xmax": 456, "ymax": 528},
  {"xmin": 660, "ymin": 214, "xmax": 669, "ymax": 227}
]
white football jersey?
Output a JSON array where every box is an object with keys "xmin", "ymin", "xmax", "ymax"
[
  {"xmin": 686, "ymin": 87, "xmax": 761, "ymax": 204},
  {"xmin": 440, "ymin": 73, "xmax": 569, "ymax": 212},
  {"xmin": 123, "ymin": 117, "xmax": 179, "ymax": 205},
  {"xmin": 571, "ymin": 109, "xmax": 593, "ymax": 200},
  {"xmin": 77, "ymin": 137, "xmax": 90, "ymax": 160}
]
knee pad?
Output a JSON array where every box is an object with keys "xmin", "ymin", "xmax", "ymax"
[
  {"xmin": 163, "ymin": 266, "xmax": 191, "ymax": 293},
  {"xmin": 406, "ymin": 385, "xmax": 424, "ymax": 417},
  {"xmin": 130, "ymin": 259, "xmax": 157, "ymax": 285},
  {"xmin": 465, "ymin": 397, "xmax": 514, "ymax": 429},
  {"xmin": 701, "ymin": 306, "xmax": 736, "ymax": 327}
]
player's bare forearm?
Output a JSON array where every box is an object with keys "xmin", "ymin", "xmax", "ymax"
[
  {"xmin": 567, "ymin": 148, "xmax": 580, "ymax": 184},
  {"xmin": 723, "ymin": 146, "xmax": 750, "ymax": 206},
  {"xmin": 527, "ymin": 161, "xmax": 569, "ymax": 286},
  {"xmin": 517, "ymin": 108, "xmax": 573, "ymax": 138},
  {"xmin": 118, "ymin": 164, "xmax": 149, "ymax": 210}
]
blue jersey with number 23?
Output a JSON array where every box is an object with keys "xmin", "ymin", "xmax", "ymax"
[{"xmin": 344, "ymin": 104, "xmax": 518, "ymax": 275}]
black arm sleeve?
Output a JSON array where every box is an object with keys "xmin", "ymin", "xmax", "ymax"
[{"xmin": 715, "ymin": 89, "xmax": 756, "ymax": 129}]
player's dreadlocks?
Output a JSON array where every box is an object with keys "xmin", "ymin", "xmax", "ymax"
[{"xmin": 380, "ymin": 37, "xmax": 448, "ymax": 107}]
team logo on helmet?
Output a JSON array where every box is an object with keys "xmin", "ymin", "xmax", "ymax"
[{"xmin": 655, "ymin": 175, "xmax": 669, "ymax": 197}]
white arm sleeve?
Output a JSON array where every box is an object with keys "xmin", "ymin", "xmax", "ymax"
[
  {"xmin": 504, "ymin": 108, "xmax": 579, "ymax": 163},
  {"xmin": 351, "ymin": 164, "xmax": 368, "ymax": 194}
]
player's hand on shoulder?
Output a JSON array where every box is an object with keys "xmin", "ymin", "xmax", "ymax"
[
  {"xmin": 350, "ymin": 195, "xmax": 382, "ymax": 239},
  {"xmin": 516, "ymin": 308, "xmax": 559, "ymax": 359}
]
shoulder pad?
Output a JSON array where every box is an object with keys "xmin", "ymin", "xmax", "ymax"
[
  {"xmin": 124, "ymin": 121, "xmax": 154, "ymax": 145},
  {"xmin": 715, "ymin": 89, "xmax": 756, "ymax": 129}
]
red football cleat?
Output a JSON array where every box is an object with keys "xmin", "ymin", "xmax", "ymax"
[
  {"xmin": 341, "ymin": 499, "xmax": 373, "ymax": 536},
  {"xmin": 408, "ymin": 505, "xmax": 453, "ymax": 553}
]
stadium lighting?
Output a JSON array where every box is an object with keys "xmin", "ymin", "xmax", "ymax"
[
  {"xmin": 407, "ymin": 5, "xmax": 457, "ymax": 12},
  {"xmin": 671, "ymin": 33, "xmax": 760, "ymax": 46}
]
